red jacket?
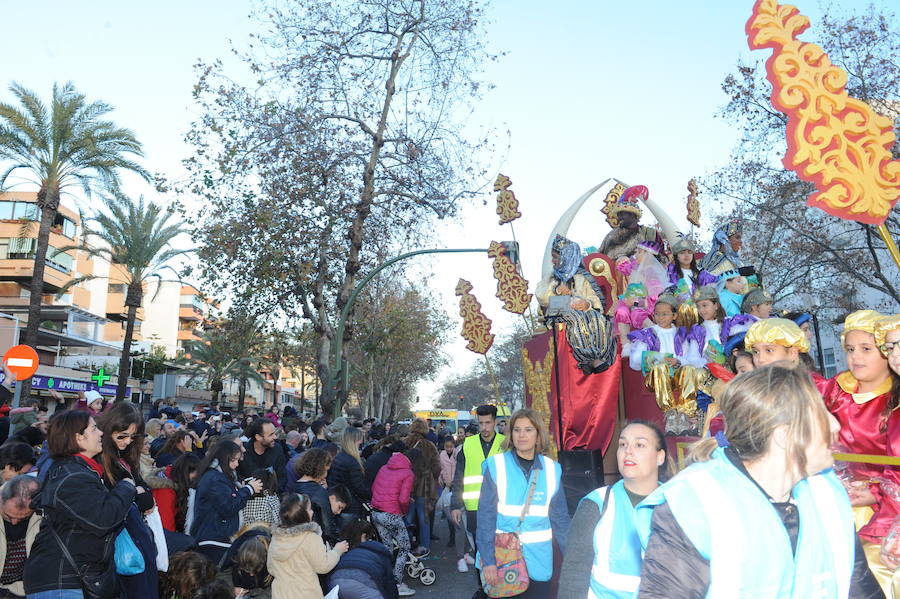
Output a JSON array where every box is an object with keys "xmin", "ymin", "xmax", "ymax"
[{"xmin": 371, "ymin": 452, "xmax": 414, "ymax": 515}]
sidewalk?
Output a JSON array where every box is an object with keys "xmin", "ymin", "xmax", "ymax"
[{"xmin": 407, "ymin": 512, "xmax": 479, "ymax": 598}]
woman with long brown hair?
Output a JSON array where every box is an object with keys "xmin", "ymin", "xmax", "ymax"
[
  {"xmin": 96, "ymin": 401, "xmax": 159, "ymax": 597},
  {"xmin": 476, "ymin": 408, "xmax": 570, "ymax": 598},
  {"xmin": 636, "ymin": 364, "xmax": 881, "ymax": 598}
]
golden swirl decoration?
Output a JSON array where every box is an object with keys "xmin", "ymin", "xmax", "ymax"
[
  {"xmin": 686, "ymin": 178, "xmax": 701, "ymax": 227},
  {"xmin": 494, "ymin": 173, "xmax": 522, "ymax": 225},
  {"xmin": 488, "ymin": 241, "xmax": 531, "ymax": 314},
  {"xmin": 522, "ymin": 347, "xmax": 557, "ymax": 459},
  {"xmin": 747, "ymin": 0, "xmax": 900, "ymax": 225},
  {"xmin": 601, "ymin": 182, "xmax": 627, "ymax": 227},
  {"xmin": 455, "ymin": 279, "xmax": 495, "ymax": 354}
]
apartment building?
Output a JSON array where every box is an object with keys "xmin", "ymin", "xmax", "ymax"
[{"xmin": 0, "ymin": 192, "xmax": 136, "ymax": 398}]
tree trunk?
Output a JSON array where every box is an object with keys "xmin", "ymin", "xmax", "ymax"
[
  {"xmin": 237, "ymin": 377, "xmax": 247, "ymax": 414},
  {"xmin": 211, "ymin": 378, "xmax": 222, "ymax": 409},
  {"xmin": 116, "ymin": 282, "xmax": 143, "ymax": 401},
  {"xmin": 21, "ymin": 186, "xmax": 60, "ymax": 400}
]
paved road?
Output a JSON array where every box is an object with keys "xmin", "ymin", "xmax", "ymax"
[{"xmin": 406, "ymin": 512, "xmax": 480, "ymax": 599}]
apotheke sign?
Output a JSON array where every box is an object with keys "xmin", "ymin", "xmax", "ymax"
[{"xmin": 12, "ymin": 375, "xmax": 128, "ymax": 397}]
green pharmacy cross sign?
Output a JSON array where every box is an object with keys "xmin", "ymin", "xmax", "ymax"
[{"xmin": 91, "ymin": 368, "xmax": 112, "ymax": 387}]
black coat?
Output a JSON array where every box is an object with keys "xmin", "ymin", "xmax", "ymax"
[
  {"xmin": 364, "ymin": 448, "xmax": 392, "ymax": 489},
  {"xmin": 326, "ymin": 451, "xmax": 371, "ymax": 516},
  {"xmin": 24, "ymin": 456, "xmax": 135, "ymax": 595},
  {"xmin": 237, "ymin": 441, "xmax": 287, "ymax": 492}
]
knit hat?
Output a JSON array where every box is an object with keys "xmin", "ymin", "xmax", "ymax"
[
  {"xmin": 745, "ymin": 318, "xmax": 810, "ymax": 353},
  {"xmin": 840, "ymin": 310, "xmax": 885, "ymax": 346}
]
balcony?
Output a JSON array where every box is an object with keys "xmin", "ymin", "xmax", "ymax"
[
  {"xmin": 179, "ymin": 306, "xmax": 202, "ymax": 321},
  {"xmin": 177, "ymin": 328, "xmax": 202, "ymax": 341}
]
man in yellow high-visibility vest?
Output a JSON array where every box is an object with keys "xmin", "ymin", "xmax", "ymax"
[{"xmin": 451, "ymin": 404, "xmax": 505, "ymax": 598}]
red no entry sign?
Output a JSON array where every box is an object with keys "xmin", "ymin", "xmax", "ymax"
[{"xmin": 3, "ymin": 345, "xmax": 39, "ymax": 380}]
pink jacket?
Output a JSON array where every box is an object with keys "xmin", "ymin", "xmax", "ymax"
[
  {"xmin": 371, "ymin": 452, "xmax": 414, "ymax": 515},
  {"xmin": 439, "ymin": 447, "xmax": 458, "ymax": 488}
]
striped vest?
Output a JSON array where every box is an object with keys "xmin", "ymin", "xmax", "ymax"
[
  {"xmin": 583, "ymin": 481, "xmax": 643, "ymax": 599},
  {"xmin": 462, "ymin": 433, "xmax": 505, "ymax": 511},
  {"xmin": 481, "ymin": 452, "xmax": 561, "ymax": 582},
  {"xmin": 635, "ymin": 449, "xmax": 854, "ymax": 598}
]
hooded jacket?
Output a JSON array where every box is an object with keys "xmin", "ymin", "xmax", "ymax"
[
  {"xmin": 371, "ymin": 452, "xmax": 413, "ymax": 515},
  {"xmin": 267, "ymin": 521, "xmax": 342, "ymax": 599},
  {"xmin": 328, "ymin": 540, "xmax": 399, "ymax": 599},
  {"xmin": 190, "ymin": 466, "xmax": 253, "ymax": 543}
]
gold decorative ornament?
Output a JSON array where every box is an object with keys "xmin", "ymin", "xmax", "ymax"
[
  {"xmin": 686, "ymin": 179, "xmax": 701, "ymax": 227},
  {"xmin": 488, "ymin": 241, "xmax": 532, "ymax": 314},
  {"xmin": 455, "ymin": 279, "xmax": 495, "ymax": 355},
  {"xmin": 601, "ymin": 182, "xmax": 627, "ymax": 227},
  {"xmin": 494, "ymin": 174, "xmax": 522, "ymax": 225},
  {"xmin": 747, "ymin": 0, "xmax": 900, "ymax": 226},
  {"xmin": 522, "ymin": 348, "xmax": 557, "ymax": 459}
]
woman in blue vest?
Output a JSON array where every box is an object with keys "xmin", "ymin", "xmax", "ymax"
[
  {"xmin": 558, "ymin": 420, "xmax": 671, "ymax": 598},
  {"xmin": 476, "ymin": 408, "xmax": 570, "ymax": 598},
  {"xmin": 635, "ymin": 364, "xmax": 883, "ymax": 598}
]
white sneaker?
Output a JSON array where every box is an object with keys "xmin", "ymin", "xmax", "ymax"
[
  {"xmin": 457, "ymin": 557, "xmax": 469, "ymax": 572},
  {"xmin": 464, "ymin": 553, "xmax": 475, "ymax": 565},
  {"xmin": 398, "ymin": 582, "xmax": 416, "ymax": 596}
]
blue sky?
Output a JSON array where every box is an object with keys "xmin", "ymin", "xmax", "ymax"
[{"xmin": 1, "ymin": 1, "xmax": 890, "ymax": 404}]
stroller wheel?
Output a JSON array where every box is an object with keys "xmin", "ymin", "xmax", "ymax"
[
  {"xmin": 407, "ymin": 562, "xmax": 424, "ymax": 577},
  {"xmin": 419, "ymin": 568, "xmax": 436, "ymax": 586}
]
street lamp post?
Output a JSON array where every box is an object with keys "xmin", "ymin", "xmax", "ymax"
[{"xmin": 328, "ymin": 247, "xmax": 488, "ymax": 418}]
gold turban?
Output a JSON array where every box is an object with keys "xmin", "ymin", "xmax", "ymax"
[
  {"xmin": 840, "ymin": 310, "xmax": 885, "ymax": 346},
  {"xmin": 875, "ymin": 314, "xmax": 900, "ymax": 346},
  {"xmin": 745, "ymin": 318, "xmax": 810, "ymax": 353}
]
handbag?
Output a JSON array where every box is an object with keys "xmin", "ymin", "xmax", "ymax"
[
  {"xmin": 481, "ymin": 474, "xmax": 538, "ymax": 598},
  {"xmin": 114, "ymin": 527, "xmax": 145, "ymax": 575},
  {"xmin": 48, "ymin": 524, "xmax": 120, "ymax": 599},
  {"xmin": 144, "ymin": 508, "xmax": 169, "ymax": 572}
]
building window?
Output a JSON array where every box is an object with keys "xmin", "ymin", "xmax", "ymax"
[
  {"xmin": 52, "ymin": 214, "xmax": 76, "ymax": 238},
  {"xmin": 11, "ymin": 203, "xmax": 38, "ymax": 221},
  {"xmin": 46, "ymin": 247, "xmax": 73, "ymax": 272},
  {"xmin": 108, "ymin": 284, "xmax": 127, "ymax": 294},
  {"xmin": 822, "ymin": 347, "xmax": 838, "ymax": 378}
]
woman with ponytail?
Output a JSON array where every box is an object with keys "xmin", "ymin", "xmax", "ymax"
[
  {"xmin": 636, "ymin": 364, "xmax": 881, "ymax": 598},
  {"xmin": 559, "ymin": 420, "xmax": 672, "ymax": 598}
]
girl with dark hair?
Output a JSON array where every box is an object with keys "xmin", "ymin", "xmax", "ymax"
[
  {"xmin": 225, "ymin": 522, "xmax": 272, "ymax": 596},
  {"xmin": 326, "ymin": 519, "xmax": 399, "ymax": 599},
  {"xmin": 96, "ymin": 401, "xmax": 159, "ymax": 598},
  {"xmin": 559, "ymin": 420, "xmax": 671, "ymax": 597},
  {"xmin": 158, "ymin": 550, "xmax": 217, "ymax": 599},
  {"xmin": 191, "ymin": 440, "xmax": 262, "ymax": 565},
  {"xmin": 267, "ymin": 494, "xmax": 348, "ymax": 599},
  {"xmin": 241, "ymin": 468, "xmax": 281, "ymax": 526},
  {"xmin": 0, "ymin": 441, "xmax": 35, "ymax": 481},
  {"xmin": 405, "ymin": 447, "xmax": 436, "ymax": 558},
  {"xmin": 152, "ymin": 452, "xmax": 200, "ymax": 533},
  {"xmin": 154, "ymin": 430, "xmax": 194, "ymax": 468}
]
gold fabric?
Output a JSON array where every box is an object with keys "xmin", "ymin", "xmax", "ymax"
[
  {"xmin": 876, "ymin": 314, "xmax": 900, "ymax": 346},
  {"xmin": 836, "ymin": 370, "xmax": 893, "ymax": 405},
  {"xmin": 674, "ymin": 365, "xmax": 704, "ymax": 413},
  {"xmin": 644, "ymin": 363, "xmax": 677, "ymax": 413},
  {"xmin": 745, "ymin": 318, "xmax": 810, "ymax": 353},
  {"xmin": 862, "ymin": 540, "xmax": 900, "ymax": 598},
  {"xmin": 841, "ymin": 309, "xmax": 885, "ymax": 345},
  {"xmin": 675, "ymin": 301, "xmax": 699, "ymax": 328}
]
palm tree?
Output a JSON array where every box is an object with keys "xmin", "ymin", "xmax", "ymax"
[
  {"xmin": 226, "ymin": 356, "xmax": 267, "ymax": 414},
  {"xmin": 59, "ymin": 192, "xmax": 189, "ymax": 400},
  {"xmin": 0, "ymin": 82, "xmax": 148, "ymax": 396},
  {"xmin": 180, "ymin": 330, "xmax": 233, "ymax": 407}
]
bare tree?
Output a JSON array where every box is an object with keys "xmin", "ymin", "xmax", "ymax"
[
  {"xmin": 181, "ymin": 0, "xmax": 495, "ymax": 415},
  {"xmin": 703, "ymin": 4, "xmax": 900, "ymax": 314}
]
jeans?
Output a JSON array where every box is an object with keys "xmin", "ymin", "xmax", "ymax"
[
  {"xmin": 405, "ymin": 496, "xmax": 429, "ymax": 550},
  {"xmin": 27, "ymin": 591, "xmax": 84, "ymax": 599}
]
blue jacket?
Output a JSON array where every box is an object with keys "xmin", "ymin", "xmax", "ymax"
[
  {"xmin": 190, "ymin": 468, "xmax": 253, "ymax": 543},
  {"xmin": 328, "ymin": 540, "xmax": 398, "ymax": 599},
  {"xmin": 476, "ymin": 452, "xmax": 570, "ymax": 582}
]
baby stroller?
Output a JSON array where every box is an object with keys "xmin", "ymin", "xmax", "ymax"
[{"xmin": 362, "ymin": 503, "xmax": 436, "ymax": 587}]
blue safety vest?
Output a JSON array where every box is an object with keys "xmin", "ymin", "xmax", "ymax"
[
  {"xmin": 582, "ymin": 480, "xmax": 643, "ymax": 598},
  {"xmin": 482, "ymin": 452, "xmax": 561, "ymax": 582},
  {"xmin": 635, "ymin": 449, "xmax": 854, "ymax": 598}
]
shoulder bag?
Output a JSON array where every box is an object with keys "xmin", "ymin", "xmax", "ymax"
[
  {"xmin": 48, "ymin": 524, "xmax": 120, "ymax": 599},
  {"xmin": 481, "ymin": 474, "xmax": 538, "ymax": 598}
]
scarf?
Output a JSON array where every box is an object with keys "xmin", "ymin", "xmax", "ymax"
[{"xmin": 76, "ymin": 453, "xmax": 105, "ymax": 478}]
